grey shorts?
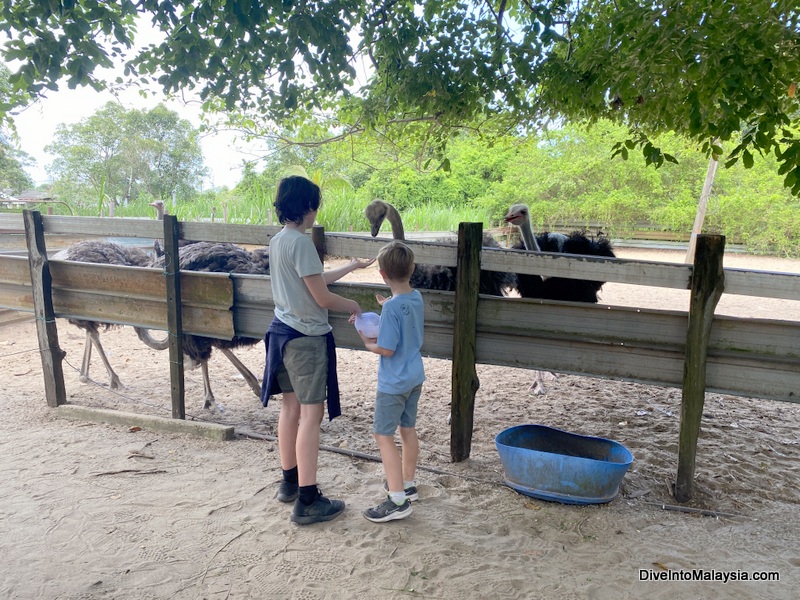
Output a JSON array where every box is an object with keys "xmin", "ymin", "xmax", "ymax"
[
  {"xmin": 275, "ymin": 335, "xmax": 328, "ymax": 405},
  {"xmin": 373, "ymin": 384, "xmax": 423, "ymax": 436}
]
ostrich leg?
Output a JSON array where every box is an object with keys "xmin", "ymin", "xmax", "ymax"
[
  {"xmin": 529, "ymin": 370, "xmax": 558, "ymax": 395},
  {"xmin": 219, "ymin": 348, "xmax": 262, "ymax": 396},
  {"xmin": 79, "ymin": 330, "xmax": 93, "ymax": 383},
  {"xmin": 200, "ymin": 361, "xmax": 224, "ymax": 412},
  {"xmin": 88, "ymin": 329, "xmax": 123, "ymax": 390}
]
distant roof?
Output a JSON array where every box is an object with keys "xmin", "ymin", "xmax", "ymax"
[{"xmin": 15, "ymin": 190, "xmax": 55, "ymax": 201}]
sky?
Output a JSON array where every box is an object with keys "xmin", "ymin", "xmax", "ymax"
[
  {"xmin": 8, "ymin": 15, "xmax": 262, "ymax": 192},
  {"xmin": 13, "ymin": 85, "xmax": 250, "ymax": 191}
]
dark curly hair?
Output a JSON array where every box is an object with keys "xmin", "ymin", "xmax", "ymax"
[{"xmin": 274, "ymin": 176, "xmax": 322, "ymax": 225}]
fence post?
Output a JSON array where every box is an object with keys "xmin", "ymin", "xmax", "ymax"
[
  {"xmin": 676, "ymin": 234, "xmax": 725, "ymax": 502},
  {"xmin": 163, "ymin": 214, "xmax": 186, "ymax": 419},
  {"xmin": 22, "ymin": 209, "xmax": 66, "ymax": 407},
  {"xmin": 451, "ymin": 222, "xmax": 483, "ymax": 462}
]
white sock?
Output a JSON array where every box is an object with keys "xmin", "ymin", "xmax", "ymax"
[
  {"xmin": 404, "ymin": 480, "xmax": 416, "ymax": 490},
  {"xmin": 389, "ymin": 491, "xmax": 407, "ymax": 506}
]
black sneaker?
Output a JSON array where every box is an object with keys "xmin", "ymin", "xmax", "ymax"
[
  {"xmin": 290, "ymin": 492, "xmax": 345, "ymax": 525},
  {"xmin": 363, "ymin": 498, "xmax": 412, "ymax": 523},
  {"xmin": 277, "ymin": 480, "xmax": 298, "ymax": 503},
  {"xmin": 383, "ymin": 482, "xmax": 419, "ymax": 502}
]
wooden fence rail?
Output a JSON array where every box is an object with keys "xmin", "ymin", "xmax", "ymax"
[{"xmin": 1, "ymin": 212, "xmax": 799, "ymax": 502}]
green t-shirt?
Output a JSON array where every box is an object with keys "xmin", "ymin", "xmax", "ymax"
[{"xmin": 270, "ymin": 227, "xmax": 330, "ymax": 336}]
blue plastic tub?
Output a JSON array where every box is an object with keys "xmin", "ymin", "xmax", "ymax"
[{"xmin": 495, "ymin": 424, "xmax": 634, "ymax": 505}]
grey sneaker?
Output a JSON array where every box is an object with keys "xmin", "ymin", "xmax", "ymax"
[
  {"xmin": 291, "ymin": 492, "xmax": 345, "ymax": 525},
  {"xmin": 383, "ymin": 482, "xmax": 419, "ymax": 502},
  {"xmin": 277, "ymin": 480, "xmax": 298, "ymax": 503},
  {"xmin": 363, "ymin": 498, "xmax": 412, "ymax": 523}
]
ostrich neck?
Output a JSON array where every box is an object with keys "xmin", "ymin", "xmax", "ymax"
[
  {"xmin": 520, "ymin": 219, "xmax": 540, "ymax": 252},
  {"xmin": 386, "ymin": 204, "xmax": 406, "ymax": 240}
]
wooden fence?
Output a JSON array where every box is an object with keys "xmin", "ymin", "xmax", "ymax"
[{"xmin": 1, "ymin": 211, "xmax": 799, "ymax": 501}]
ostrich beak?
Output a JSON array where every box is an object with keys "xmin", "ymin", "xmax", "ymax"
[
  {"xmin": 504, "ymin": 211, "xmax": 521, "ymax": 224},
  {"xmin": 369, "ymin": 216, "xmax": 384, "ymax": 237}
]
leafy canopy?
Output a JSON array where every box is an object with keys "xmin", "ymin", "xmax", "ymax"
[{"xmin": 1, "ymin": 1, "xmax": 799, "ymax": 191}]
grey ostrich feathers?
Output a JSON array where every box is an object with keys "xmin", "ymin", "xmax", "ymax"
[
  {"xmin": 52, "ymin": 240, "xmax": 153, "ymax": 390},
  {"xmin": 364, "ymin": 199, "xmax": 515, "ymax": 296},
  {"xmin": 144, "ymin": 241, "xmax": 270, "ymax": 410}
]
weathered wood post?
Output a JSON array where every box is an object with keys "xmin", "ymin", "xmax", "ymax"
[
  {"xmin": 451, "ymin": 222, "xmax": 483, "ymax": 462},
  {"xmin": 23, "ymin": 210, "xmax": 67, "ymax": 407},
  {"xmin": 676, "ymin": 234, "xmax": 725, "ymax": 502},
  {"xmin": 163, "ymin": 214, "xmax": 186, "ymax": 419},
  {"xmin": 312, "ymin": 224, "xmax": 325, "ymax": 266}
]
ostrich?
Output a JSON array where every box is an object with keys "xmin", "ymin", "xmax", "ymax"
[
  {"xmin": 504, "ymin": 204, "xmax": 615, "ymax": 302},
  {"xmin": 364, "ymin": 199, "xmax": 516, "ymax": 296},
  {"xmin": 504, "ymin": 203, "xmax": 616, "ymax": 393},
  {"xmin": 52, "ymin": 240, "xmax": 155, "ymax": 390},
  {"xmin": 139, "ymin": 241, "xmax": 270, "ymax": 410}
]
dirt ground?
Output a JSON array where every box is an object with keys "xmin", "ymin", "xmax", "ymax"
[{"xmin": 1, "ymin": 246, "xmax": 799, "ymax": 599}]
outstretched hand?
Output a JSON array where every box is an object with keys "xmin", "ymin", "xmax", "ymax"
[
  {"xmin": 349, "ymin": 257, "xmax": 376, "ymax": 270},
  {"xmin": 376, "ymin": 293, "xmax": 389, "ymax": 306}
]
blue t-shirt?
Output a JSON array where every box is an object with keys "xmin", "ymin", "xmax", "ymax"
[{"xmin": 376, "ymin": 290, "xmax": 425, "ymax": 394}]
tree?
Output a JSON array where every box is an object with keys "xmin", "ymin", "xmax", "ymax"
[
  {"xmin": 0, "ymin": 135, "xmax": 34, "ymax": 194},
  {"xmin": 0, "ymin": 64, "xmax": 34, "ymax": 193},
  {"xmin": 45, "ymin": 102, "xmax": 205, "ymax": 210},
  {"xmin": 1, "ymin": 2, "xmax": 799, "ymax": 192}
]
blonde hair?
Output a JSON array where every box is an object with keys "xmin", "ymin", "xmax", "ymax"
[{"xmin": 377, "ymin": 240, "xmax": 415, "ymax": 281}]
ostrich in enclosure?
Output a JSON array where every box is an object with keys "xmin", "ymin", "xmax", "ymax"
[
  {"xmin": 364, "ymin": 199, "xmax": 516, "ymax": 295},
  {"xmin": 504, "ymin": 204, "xmax": 615, "ymax": 302},
  {"xmin": 139, "ymin": 241, "xmax": 271, "ymax": 410},
  {"xmin": 504, "ymin": 203, "xmax": 616, "ymax": 393},
  {"xmin": 51, "ymin": 240, "xmax": 156, "ymax": 390}
]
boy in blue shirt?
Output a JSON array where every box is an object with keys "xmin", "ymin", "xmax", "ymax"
[{"xmin": 354, "ymin": 241, "xmax": 425, "ymax": 522}]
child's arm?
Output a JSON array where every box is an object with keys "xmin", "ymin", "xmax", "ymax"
[
  {"xmin": 322, "ymin": 257, "xmax": 376, "ymax": 285},
  {"xmin": 303, "ymin": 274, "xmax": 362, "ymax": 314},
  {"xmin": 357, "ymin": 330, "xmax": 395, "ymax": 357}
]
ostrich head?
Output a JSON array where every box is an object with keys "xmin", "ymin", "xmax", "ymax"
[
  {"xmin": 503, "ymin": 204, "xmax": 530, "ymax": 228},
  {"xmin": 365, "ymin": 199, "xmax": 390, "ymax": 237},
  {"xmin": 504, "ymin": 203, "xmax": 540, "ymax": 252},
  {"xmin": 149, "ymin": 200, "xmax": 166, "ymax": 220},
  {"xmin": 365, "ymin": 199, "xmax": 406, "ymax": 240}
]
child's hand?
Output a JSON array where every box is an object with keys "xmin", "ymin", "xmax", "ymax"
[
  {"xmin": 357, "ymin": 329, "xmax": 377, "ymax": 344},
  {"xmin": 348, "ymin": 313, "xmax": 356, "ymax": 325},
  {"xmin": 376, "ymin": 293, "xmax": 389, "ymax": 306},
  {"xmin": 349, "ymin": 257, "xmax": 376, "ymax": 270}
]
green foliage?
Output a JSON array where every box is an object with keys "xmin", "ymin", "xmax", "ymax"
[
  {"xmin": 540, "ymin": 1, "xmax": 800, "ymax": 192},
  {"xmin": 44, "ymin": 102, "xmax": 205, "ymax": 213},
  {"xmin": 3, "ymin": 2, "xmax": 799, "ymax": 195},
  {"xmin": 0, "ymin": 135, "xmax": 34, "ymax": 193}
]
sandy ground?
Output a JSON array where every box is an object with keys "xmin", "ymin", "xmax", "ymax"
[{"xmin": 1, "ymin": 247, "xmax": 800, "ymax": 599}]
